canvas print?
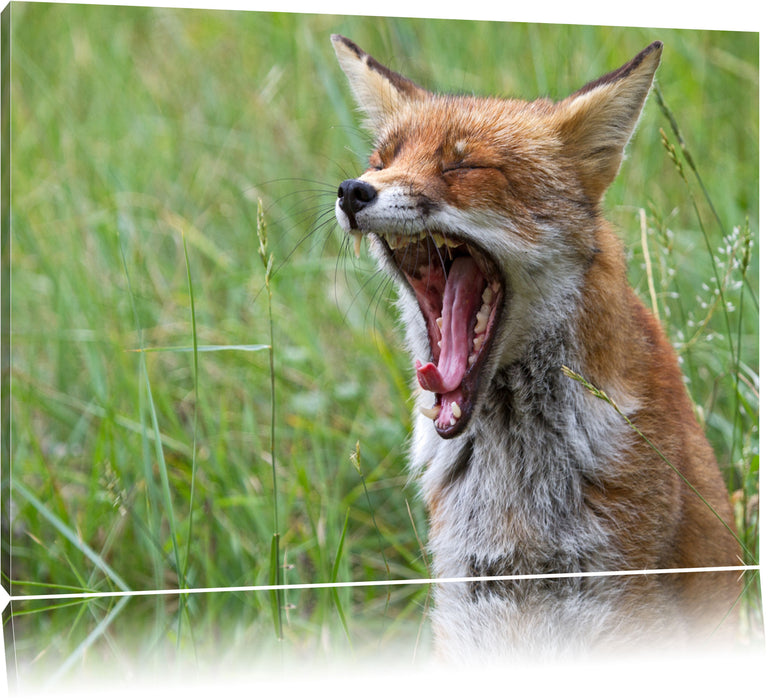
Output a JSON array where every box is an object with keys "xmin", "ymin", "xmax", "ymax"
[{"xmin": 1, "ymin": 1, "xmax": 761, "ymax": 692}]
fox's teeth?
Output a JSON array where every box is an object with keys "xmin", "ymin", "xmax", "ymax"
[
  {"xmin": 436, "ymin": 317, "xmax": 443, "ymax": 330},
  {"xmin": 450, "ymin": 401, "xmax": 462, "ymax": 419},
  {"xmin": 353, "ymin": 232, "xmax": 363, "ymax": 258},
  {"xmin": 429, "ymin": 233, "xmax": 463, "ymax": 249},
  {"xmin": 384, "ymin": 231, "xmax": 465, "ymax": 251},
  {"xmin": 482, "ymin": 287, "xmax": 493, "ymax": 304},
  {"xmin": 420, "ymin": 404, "xmax": 441, "ymax": 420},
  {"xmin": 434, "ymin": 415, "xmax": 457, "ymax": 428},
  {"xmin": 473, "ymin": 335, "xmax": 484, "ymax": 351},
  {"xmin": 384, "ymin": 233, "xmax": 416, "ymax": 250},
  {"xmin": 474, "ymin": 311, "xmax": 488, "ymax": 335}
]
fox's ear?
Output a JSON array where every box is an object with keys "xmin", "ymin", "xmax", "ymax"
[
  {"xmin": 555, "ymin": 41, "xmax": 663, "ymax": 202},
  {"xmin": 331, "ymin": 34, "xmax": 428, "ymax": 130}
]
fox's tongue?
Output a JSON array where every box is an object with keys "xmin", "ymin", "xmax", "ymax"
[{"xmin": 416, "ymin": 257, "xmax": 485, "ymax": 394}]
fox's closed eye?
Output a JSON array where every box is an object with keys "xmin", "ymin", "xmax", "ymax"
[{"xmin": 442, "ymin": 162, "xmax": 484, "ymax": 174}]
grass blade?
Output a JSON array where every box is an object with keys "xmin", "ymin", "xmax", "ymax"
[
  {"xmin": 127, "ymin": 344, "xmax": 270, "ymax": 354},
  {"xmin": 258, "ymin": 199, "xmax": 284, "ymax": 641},
  {"xmin": 46, "ymin": 596, "xmax": 130, "ymax": 687},
  {"xmin": 119, "ymin": 234, "xmax": 183, "ymax": 588},
  {"xmin": 13, "ymin": 482, "xmax": 129, "ymax": 593},
  {"xmin": 268, "ymin": 532, "xmax": 282, "ymax": 640},
  {"xmin": 330, "ymin": 509, "xmax": 352, "ymax": 644},
  {"xmin": 179, "ymin": 232, "xmax": 199, "ymax": 648}
]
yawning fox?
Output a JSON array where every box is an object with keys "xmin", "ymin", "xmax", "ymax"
[{"xmin": 332, "ymin": 35, "xmax": 741, "ymax": 660}]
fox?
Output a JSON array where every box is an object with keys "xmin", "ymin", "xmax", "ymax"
[{"xmin": 331, "ymin": 35, "xmax": 742, "ymax": 661}]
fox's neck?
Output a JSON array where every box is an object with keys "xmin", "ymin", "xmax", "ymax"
[{"xmin": 412, "ymin": 240, "xmax": 637, "ymax": 576}]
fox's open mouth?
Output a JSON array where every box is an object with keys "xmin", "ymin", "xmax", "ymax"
[{"xmin": 376, "ymin": 231, "xmax": 504, "ymax": 438}]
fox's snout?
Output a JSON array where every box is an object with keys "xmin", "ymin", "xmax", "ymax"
[{"xmin": 337, "ymin": 179, "xmax": 376, "ymax": 230}]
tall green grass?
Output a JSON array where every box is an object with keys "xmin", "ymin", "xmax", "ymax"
[{"xmin": 4, "ymin": 4, "xmax": 759, "ymax": 684}]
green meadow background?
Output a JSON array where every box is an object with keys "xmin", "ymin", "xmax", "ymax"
[{"xmin": 3, "ymin": 2, "xmax": 759, "ymax": 686}]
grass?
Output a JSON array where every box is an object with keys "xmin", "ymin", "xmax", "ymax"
[{"xmin": 3, "ymin": 4, "xmax": 759, "ymax": 686}]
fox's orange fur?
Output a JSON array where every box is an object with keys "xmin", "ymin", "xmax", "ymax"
[{"xmin": 332, "ymin": 35, "xmax": 741, "ymax": 660}]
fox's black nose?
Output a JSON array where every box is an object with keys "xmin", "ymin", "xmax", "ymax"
[{"xmin": 337, "ymin": 179, "xmax": 377, "ymax": 221}]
